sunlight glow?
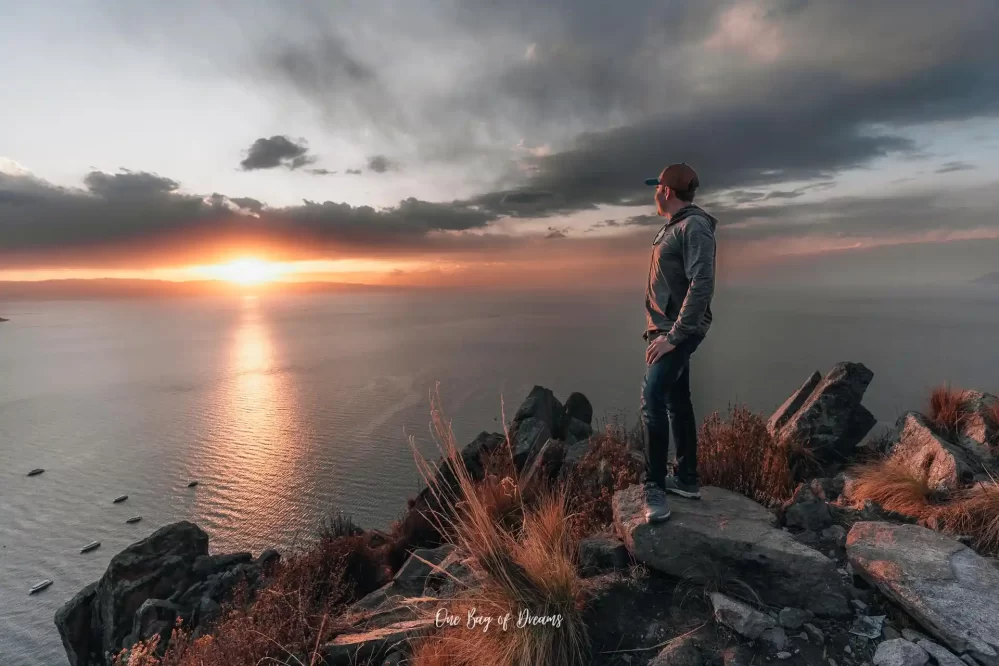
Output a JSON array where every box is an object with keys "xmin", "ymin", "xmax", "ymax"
[{"xmin": 206, "ymin": 258, "xmax": 284, "ymax": 285}]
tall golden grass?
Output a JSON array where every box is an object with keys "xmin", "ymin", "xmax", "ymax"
[{"xmin": 406, "ymin": 387, "xmax": 590, "ymax": 666}]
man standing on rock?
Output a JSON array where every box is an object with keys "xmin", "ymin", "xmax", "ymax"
[{"xmin": 640, "ymin": 163, "xmax": 718, "ymax": 523}]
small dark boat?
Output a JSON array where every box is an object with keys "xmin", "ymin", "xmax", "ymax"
[
  {"xmin": 126, "ymin": 516, "xmax": 142, "ymax": 524},
  {"xmin": 29, "ymin": 579, "xmax": 53, "ymax": 594},
  {"xmin": 81, "ymin": 541, "xmax": 101, "ymax": 554},
  {"xmin": 112, "ymin": 495, "xmax": 128, "ymax": 504},
  {"xmin": 28, "ymin": 468, "xmax": 45, "ymax": 477},
  {"xmin": 187, "ymin": 480, "xmax": 199, "ymax": 488}
]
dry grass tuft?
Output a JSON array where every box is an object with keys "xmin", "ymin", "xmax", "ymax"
[
  {"xmin": 928, "ymin": 384, "xmax": 968, "ymax": 439},
  {"xmin": 943, "ymin": 481, "xmax": 999, "ymax": 554},
  {"xmin": 986, "ymin": 401, "xmax": 999, "ymax": 449},
  {"xmin": 848, "ymin": 458, "xmax": 941, "ymax": 519},
  {"xmin": 406, "ymin": 386, "xmax": 591, "ymax": 666},
  {"xmin": 698, "ymin": 406, "xmax": 795, "ymax": 506},
  {"xmin": 564, "ymin": 428, "xmax": 644, "ymax": 539}
]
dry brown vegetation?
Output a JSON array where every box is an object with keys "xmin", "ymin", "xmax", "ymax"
[
  {"xmin": 928, "ymin": 384, "xmax": 968, "ymax": 438},
  {"xmin": 697, "ymin": 405, "xmax": 796, "ymax": 506}
]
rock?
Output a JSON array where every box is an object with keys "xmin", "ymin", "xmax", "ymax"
[
  {"xmin": 54, "ymin": 582, "xmax": 100, "ymax": 666},
  {"xmin": 318, "ymin": 619, "xmax": 434, "ymax": 665},
  {"xmin": 762, "ymin": 626, "xmax": 789, "ymax": 650},
  {"xmin": 884, "ymin": 626, "xmax": 901, "ymax": 641},
  {"xmin": 510, "ymin": 416, "xmax": 552, "ymax": 469},
  {"xmin": 955, "ymin": 391, "xmax": 999, "ymax": 457},
  {"xmin": 649, "ymin": 634, "xmax": 703, "ymax": 666},
  {"xmin": 822, "ymin": 525, "xmax": 848, "ymax": 549},
  {"xmin": 857, "ymin": 421, "xmax": 897, "ymax": 456},
  {"xmin": 779, "ymin": 607, "xmax": 814, "ymax": 629},
  {"xmin": 560, "ymin": 438, "xmax": 593, "ymax": 480},
  {"xmin": 512, "ymin": 385, "xmax": 565, "ymax": 440},
  {"xmin": 847, "ymin": 522, "xmax": 999, "ymax": 666},
  {"xmin": 963, "ymin": 656, "xmax": 984, "ymax": 666},
  {"xmin": 777, "ymin": 652, "xmax": 792, "ymax": 660},
  {"xmin": 55, "ymin": 521, "xmax": 209, "ymax": 664},
  {"xmin": 916, "ymin": 639, "xmax": 966, "ymax": 666},
  {"xmin": 382, "ymin": 652, "xmax": 405, "ymax": 666},
  {"xmin": 889, "ymin": 412, "xmax": 975, "ymax": 490},
  {"xmin": 128, "ymin": 599, "xmax": 182, "ymax": 649},
  {"xmin": 566, "ymin": 417, "xmax": 595, "ymax": 446},
  {"xmin": 709, "ymin": 593, "xmax": 775, "ymax": 639},
  {"xmin": 193, "ymin": 552, "xmax": 253, "ymax": 579},
  {"xmin": 721, "ymin": 645, "xmax": 755, "ymax": 666},
  {"xmin": 850, "ymin": 614, "xmax": 886, "ymax": 639},
  {"xmin": 873, "ymin": 639, "xmax": 929, "ymax": 666},
  {"xmin": 902, "ymin": 628, "xmax": 931, "ymax": 644},
  {"xmin": 614, "ymin": 485, "xmax": 849, "ymax": 616},
  {"xmin": 784, "ymin": 484, "xmax": 834, "ymax": 531},
  {"xmin": 579, "ymin": 535, "xmax": 631, "ymax": 576},
  {"xmin": 255, "ymin": 549, "xmax": 281, "ymax": 573},
  {"xmin": 810, "ymin": 476, "xmax": 847, "ymax": 502},
  {"xmin": 564, "ymin": 391, "xmax": 594, "ymax": 426},
  {"xmin": 520, "ymin": 438, "xmax": 567, "ymax": 491},
  {"xmin": 423, "ymin": 550, "xmax": 475, "ymax": 597},
  {"xmin": 804, "ymin": 622, "xmax": 825, "ymax": 643},
  {"xmin": 392, "ymin": 545, "xmax": 454, "ymax": 593},
  {"xmin": 768, "ymin": 362, "xmax": 877, "ymax": 468}
]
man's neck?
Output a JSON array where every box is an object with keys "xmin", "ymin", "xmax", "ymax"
[{"xmin": 663, "ymin": 202, "xmax": 691, "ymax": 220}]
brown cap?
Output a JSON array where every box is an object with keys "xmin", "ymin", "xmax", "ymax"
[{"xmin": 645, "ymin": 163, "xmax": 699, "ymax": 192}]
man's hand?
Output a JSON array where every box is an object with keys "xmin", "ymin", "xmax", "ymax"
[{"xmin": 646, "ymin": 336, "xmax": 676, "ymax": 365}]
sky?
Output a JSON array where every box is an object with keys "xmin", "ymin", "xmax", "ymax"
[{"xmin": 1, "ymin": 0, "xmax": 999, "ymax": 289}]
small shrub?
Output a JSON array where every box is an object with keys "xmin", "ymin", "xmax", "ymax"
[
  {"xmin": 848, "ymin": 458, "xmax": 941, "ymax": 519},
  {"xmin": 698, "ymin": 406, "xmax": 795, "ymax": 506},
  {"xmin": 942, "ymin": 481, "xmax": 999, "ymax": 555},
  {"xmin": 565, "ymin": 428, "xmax": 643, "ymax": 539}
]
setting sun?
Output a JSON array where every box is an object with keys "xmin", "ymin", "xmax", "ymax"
[{"xmin": 210, "ymin": 258, "xmax": 283, "ymax": 285}]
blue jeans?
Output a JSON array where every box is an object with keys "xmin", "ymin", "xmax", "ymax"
[{"xmin": 641, "ymin": 334, "xmax": 704, "ymax": 488}]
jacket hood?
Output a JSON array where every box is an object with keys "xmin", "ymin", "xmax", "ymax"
[{"xmin": 670, "ymin": 204, "xmax": 718, "ymax": 232}]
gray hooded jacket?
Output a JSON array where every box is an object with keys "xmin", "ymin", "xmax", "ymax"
[{"xmin": 644, "ymin": 204, "xmax": 718, "ymax": 346}]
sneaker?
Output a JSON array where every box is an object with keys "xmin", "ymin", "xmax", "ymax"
[
  {"xmin": 663, "ymin": 476, "xmax": 701, "ymax": 499},
  {"xmin": 643, "ymin": 482, "xmax": 671, "ymax": 523}
]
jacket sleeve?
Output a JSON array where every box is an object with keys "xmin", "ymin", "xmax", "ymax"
[{"xmin": 666, "ymin": 217, "xmax": 716, "ymax": 346}]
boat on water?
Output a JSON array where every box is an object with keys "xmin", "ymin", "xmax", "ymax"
[
  {"xmin": 113, "ymin": 495, "xmax": 128, "ymax": 504},
  {"xmin": 27, "ymin": 468, "xmax": 45, "ymax": 476},
  {"xmin": 188, "ymin": 480, "xmax": 199, "ymax": 487},
  {"xmin": 81, "ymin": 541, "xmax": 101, "ymax": 553},
  {"xmin": 29, "ymin": 580, "xmax": 53, "ymax": 594},
  {"xmin": 126, "ymin": 516, "xmax": 142, "ymax": 524}
]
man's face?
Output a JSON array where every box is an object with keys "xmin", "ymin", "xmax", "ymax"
[{"xmin": 655, "ymin": 184, "xmax": 670, "ymax": 216}]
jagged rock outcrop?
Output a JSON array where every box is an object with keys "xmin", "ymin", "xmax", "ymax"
[
  {"xmin": 768, "ymin": 362, "xmax": 877, "ymax": 471},
  {"xmin": 55, "ymin": 521, "xmax": 278, "ymax": 665},
  {"xmin": 613, "ymin": 485, "xmax": 849, "ymax": 616},
  {"xmin": 847, "ymin": 521, "xmax": 999, "ymax": 666},
  {"xmin": 888, "ymin": 412, "xmax": 977, "ymax": 490}
]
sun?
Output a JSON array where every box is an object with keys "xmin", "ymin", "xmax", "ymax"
[{"xmin": 212, "ymin": 258, "xmax": 282, "ymax": 285}]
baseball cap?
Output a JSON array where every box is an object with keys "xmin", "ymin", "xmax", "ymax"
[{"xmin": 644, "ymin": 163, "xmax": 699, "ymax": 192}]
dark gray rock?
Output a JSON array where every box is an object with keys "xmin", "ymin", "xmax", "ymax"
[
  {"xmin": 778, "ymin": 607, "xmax": 814, "ymax": 629},
  {"xmin": 784, "ymin": 484, "xmax": 834, "ymax": 531},
  {"xmin": 768, "ymin": 362, "xmax": 877, "ymax": 468},
  {"xmin": 520, "ymin": 438, "xmax": 567, "ymax": 491},
  {"xmin": 193, "ymin": 552, "xmax": 252, "ymax": 579},
  {"xmin": 916, "ymin": 639, "xmax": 966, "ymax": 666},
  {"xmin": 848, "ymin": 522, "xmax": 999, "ymax": 666},
  {"xmin": 566, "ymin": 417, "xmax": 595, "ymax": 446},
  {"xmin": 54, "ymin": 582, "xmax": 99, "ymax": 666},
  {"xmin": 510, "ymin": 416, "xmax": 552, "ymax": 469},
  {"xmin": 873, "ymin": 639, "xmax": 929, "ymax": 666},
  {"xmin": 721, "ymin": 645, "xmax": 755, "ymax": 666},
  {"xmin": 392, "ymin": 544, "xmax": 454, "ymax": 593},
  {"xmin": 956, "ymin": 391, "xmax": 999, "ymax": 459},
  {"xmin": 578, "ymin": 535, "xmax": 630, "ymax": 576},
  {"xmin": 512, "ymin": 385, "xmax": 565, "ymax": 440},
  {"xmin": 889, "ymin": 412, "xmax": 976, "ymax": 490},
  {"xmin": 128, "ymin": 599, "xmax": 182, "ymax": 649},
  {"xmin": 559, "ymin": 439, "xmax": 593, "ymax": 481},
  {"xmin": 255, "ymin": 549, "xmax": 281, "ymax": 572},
  {"xmin": 649, "ymin": 633, "xmax": 703, "ymax": 666},
  {"xmin": 709, "ymin": 593, "xmax": 775, "ymax": 639},
  {"xmin": 564, "ymin": 391, "xmax": 594, "ymax": 426},
  {"xmin": 614, "ymin": 485, "xmax": 849, "ymax": 617}
]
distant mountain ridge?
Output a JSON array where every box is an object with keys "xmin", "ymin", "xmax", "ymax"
[
  {"xmin": 973, "ymin": 272, "xmax": 999, "ymax": 284},
  {"xmin": 0, "ymin": 278, "xmax": 397, "ymax": 300}
]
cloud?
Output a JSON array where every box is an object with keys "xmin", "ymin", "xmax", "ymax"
[
  {"xmin": 935, "ymin": 161, "xmax": 977, "ymax": 174},
  {"xmin": 239, "ymin": 135, "xmax": 318, "ymax": 171},
  {"xmin": 544, "ymin": 226, "xmax": 569, "ymax": 239},
  {"xmin": 345, "ymin": 168, "xmax": 362, "ymax": 175},
  {"xmin": 366, "ymin": 155, "xmax": 396, "ymax": 173},
  {"xmin": 306, "ymin": 168, "xmax": 337, "ymax": 176}
]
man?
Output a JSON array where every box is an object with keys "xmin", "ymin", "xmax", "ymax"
[{"xmin": 640, "ymin": 163, "xmax": 718, "ymax": 523}]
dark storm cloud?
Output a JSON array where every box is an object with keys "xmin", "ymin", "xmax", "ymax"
[
  {"xmin": 255, "ymin": 0, "xmax": 999, "ymax": 217},
  {"xmin": 366, "ymin": 155, "xmax": 395, "ymax": 173},
  {"xmin": 239, "ymin": 136, "xmax": 318, "ymax": 171},
  {"xmin": 345, "ymin": 168, "xmax": 362, "ymax": 175},
  {"xmin": 0, "ymin": 169, "xmax": 498, "ymax": 263},
  {"xmin": 544, "ymin": 226, "xmax": 568, "ymax": 239}
]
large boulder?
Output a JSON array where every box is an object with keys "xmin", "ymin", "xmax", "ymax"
[
  {"xmin": 955, "ymin": 391, "xmax": 999, "ymax": 470},
  {"xmin": 768, "ymin": 362, "xmax": 877, "ymax": 468},
  {"xmin": 55, "ymin": 521, "xmax": 274, "ymax": 665},
  {"xmin": 889, "ymin": 412, "xmax": 976, "ymax": 490},
  {"xmin": 512, "ymin": 385, "xmax": 565, "ymax": 439},
  {"xmin": 847, "ymin": 521, "xmax": 999, "ymax": 666},
  {"xmin": 520, "ymin": 438, "xmax": 567, "ymax": 492},
  {"xmin": 612, "ymin": 485, "xmax": 849, "ymax": 617}
]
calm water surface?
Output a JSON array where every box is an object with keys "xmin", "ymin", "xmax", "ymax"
[{"xmin": 2, "ymin": 286, "xmax": 999, "ymax": 664}]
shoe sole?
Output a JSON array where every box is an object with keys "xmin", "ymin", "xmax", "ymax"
[
  {"xmin": 645, "ymin": 511, "xmax": 672, "ymax": 523},
  {"xmin": 665, "ymin": 487, "xmax": 701, "ymax": 499}
]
